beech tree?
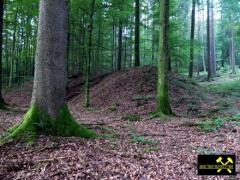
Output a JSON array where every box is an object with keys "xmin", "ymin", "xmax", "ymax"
[
  {"xmin": 3, "ymin": 0, "xmax": 95, "ymax": 141},
  {"xmin": 156, "ymin": 0, "xmax": 172, "ymax": 115}
]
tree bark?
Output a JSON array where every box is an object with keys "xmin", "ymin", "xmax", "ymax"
[
  {"xmin": 207, "ymin": 0, "xmax": 216, "ymax": 79},
  {"xmin": 0, "ymin": 0, "xmax": 4, "ymax": 107},
  {"xmin": 188, "ymin": 0, "xmax": 196, "ymax": 78},
  {"xmin": 111, "ymin": 23, "xmax": 115, "ymax": 71},
  {"xmin": 3, "ymin": 0, "xmax": 95, "ymax": 142},
  {"xmin": 117, "ymin": 22, "xmax": 122, "ymax": 70},
  {"xmin": 8, "ymin": 12, "xmax": 17, "ymax": 87},
  {"xmin": 85, "ymin": 0, "xmax": 95, "ymax": 108},
  {"xmin": 156, "ymin": 0, "xmax": 172, "ymax": 115},
  {"xmin": 229, "ymin": 15, "xmax": 235, "ymax": 74},
  {"xmin": 134, "ymin": 0, "xmax": 140, "ymax": 67}
]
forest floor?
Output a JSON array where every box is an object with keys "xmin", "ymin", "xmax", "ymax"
[{"xmin": 0, "ymin": 66, "xmax": 239, "ymax": 179}]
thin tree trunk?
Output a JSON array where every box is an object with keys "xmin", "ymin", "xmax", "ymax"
[
  {"xmin": 85, "ymin": 0, "xmax": 95, "ymax": 107},
  {"xmin": 117, "ymin": 22, "xmax": 122, "ymax": 70},
  {"xmin": 220, "ymin": 0, "xmax": 224, "ymax": 68},
  {"xmin": 210, "ymin": 0, "xmax": 216, "ymax": 75},
  {"xmin": 134, "ymin": 0, "xmax": 140, "ymax": 67},
  {"xmin": 151, "ymin": 22, "xmax": 155, "ymax": 65},
  {"xmin": 197, "ymin": 3, "xmax": 200, "ymax": 77},
  {"xmin": 189, "ymin": 0, "xmax": 196, "ymax": 78},
  {"xmin": 0, "ymin": 0, "xmax": 4, "ymax": 106},
  {"xmin": 124, "ymin": 33, "xmax": 127, "ymax": 69},
  {"xmin": 201, "ymin": 0, "xmax": 206, "ymax": 72},
  {"xmin": 9, "ymin": 12, "xmax": 17, "ymax": 87},
  {"xmin": 111, "ymin": 23, "xmax": 115, "ymax": 71},
  {"xmin": 229, "ymin": 15, "xmax": 235, "ymax": 74}
]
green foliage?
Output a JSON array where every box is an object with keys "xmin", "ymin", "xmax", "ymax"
[
  {"xmin": 99, "ymin": 133, "xmax": 119, "ymax": 140},
  {"xmin": 96, "ymin": 125, "xmax": 119, "ymax": 140},
  {"xmin": 143, "ymin": 147, "xmax": 159, "ymax": 153},
  {"xmin": 215, "ymin": 99, "xmax": 230, "ymax": 108},
  {"xmin": 205, "ymin": 80, "xmax": 240, "ymax": 94},
  {"xmin": 197, "ymin": 115, "xmax": 240, "ymax": 132},
  {"xmin": 197, "ymin": 118, "xmax": 225, "ymax": 132},
  {"xmin": 122, "ymin": 114, "xmax": 141, "ymax": 122},
  {"xmin": 232, "ymin": 114, "xmax": 240, "ymax": 121},
  {"xmin": 131, "ymin": 135, "xmax": 157, "ymax": 145},
  {"xmin": 149, "ymin": 111, "xmax": 169, "ymax": 120},
  {"xmin": 132, "ymin": 95, "xmax": 154, "ymax": 101},
  {"xmin": 108, "ymin": 103, "xmax": 119, "ymax": 112}
]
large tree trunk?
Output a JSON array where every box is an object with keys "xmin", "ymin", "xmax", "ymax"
[
  {"xmin": 134, "ymin": 0, "xmax": 140, "ymax": 67},
  {"xmin": 156, "ymin": 0, "xmax": 172, "ymax": 116},
  {"xmin": 0, "ymin": 0, "xmax": 4, "ymax": 107},
  {"xmin": 3, "ymin": 0, "xmax": 95, "ymax": 142},
  {"xmin": 188, "ymin": 0, "xmax": 196, "ymax": 78}
]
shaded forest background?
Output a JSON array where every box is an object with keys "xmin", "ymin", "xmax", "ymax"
[{"xmin": 2, "ymin": 0, "xmax": 240, "ymax": 88}]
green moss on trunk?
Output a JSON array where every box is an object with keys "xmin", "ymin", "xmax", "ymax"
[{"xmin": 1, "ymin": 105, "xmax": 96, "ymax": 144}]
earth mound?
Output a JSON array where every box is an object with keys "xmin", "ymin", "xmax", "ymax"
[
  {"xmin": 79, "ymin": 66, "xmax": 212, "ymax": 117},
  {"xmin": 3, "ymin": 66, "xmax": 213, "ymax": 117}
]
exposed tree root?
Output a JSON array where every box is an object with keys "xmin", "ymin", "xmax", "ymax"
[{"xmin": 0, "ymin": 105, "xmax": 96, "ymax": 145}]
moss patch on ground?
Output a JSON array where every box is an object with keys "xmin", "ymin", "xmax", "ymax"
[{"xmin": 0, "ymin": 105, "xmax": 96, "ymax": 145}]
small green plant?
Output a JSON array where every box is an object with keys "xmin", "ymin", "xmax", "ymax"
[
  {"xmin": 108, "ymin": 104, "xmax": 117, "ymax": 112},
  {"xmin": 205, "ymin": 79, "xmax": 240, "ymax": 95},
  {"xmin": 132, "ymin": 95, "xmax": 154, "ymax": 101},
  {"xmin": 216, "ymin": 100, "xmax": 230, "ymax": 108},
  {"xmin": 143, "ymin": 147, "xmax": 159, "ymax": 153},
  {"xmin": 231, "ymin": 114, "xmax": 240, "ymax": 121},
  {"xmin": 197, "ymin": 118, "xmax": 225, "ymax": 132},
  {"xmin": 197, "ymin": 114, "xmax": 240, "ymax": 133},
  {"xmin": 97, "ymin": 126, "xmax": 119, "ymax": 140},
  {"xmin": 149, "ymin": 111, "xmax": 168, "ymax": 120},
  {"xmin": 108, "ymin": 103, "xmax": 120, "ymax": 112},
  {"xmin": 122, "ymin": 114, "xmax": 141, "ymax": 122},
  {"xmin": 131, "ymin": 135, "xmax": 157, "ymax": 145},
  {"xmin": 100, "ymin": 133, "xmax": 119, "ymax": 140}
]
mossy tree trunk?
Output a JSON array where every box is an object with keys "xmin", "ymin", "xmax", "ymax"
[
  {"xmin": 85, "ymin": 0, "xmax": 95, "ymax": 108},
  {"xmin": 156, "ymin": 0, "xmax": 172, "ymax": 116},
  {"xmin": 0, "ymin": 0, "xmax": 5, "ymax": 108},
  {"xmin": 3, "ymin": 0, "xmax": 95, "ymax": 142}
]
